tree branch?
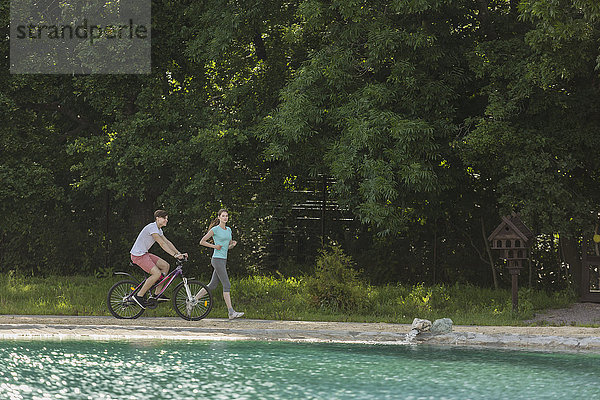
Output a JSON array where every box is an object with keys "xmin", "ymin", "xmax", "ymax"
[{"xmin": 19, "ymin": 101, "xmax": 93, "ymax": 137}]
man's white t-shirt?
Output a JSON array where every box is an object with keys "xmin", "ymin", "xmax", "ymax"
[{"xmin": 130, "ymin": 222, "xmax": 163, "ymax": 256}]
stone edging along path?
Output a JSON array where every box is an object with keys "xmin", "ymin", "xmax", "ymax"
[{"xmin": 1, "ymin": 315, "xmax": 600, "ymax": 352}]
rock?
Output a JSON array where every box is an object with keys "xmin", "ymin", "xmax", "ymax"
[
  {"xmin": 406, "ymin": 329, "xmax": 420, "ymax": 342},
  {"xmin": 411, "ymin": 318, "xmax": 432, "ymax": 332},
  {"xmin": 431, "ymin": 318, "xmax": 453, "ymax": 334}
]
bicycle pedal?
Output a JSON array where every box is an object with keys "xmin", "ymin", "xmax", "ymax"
[{"xmin": 145, "ymin": 298, "xmax": 158, "ymax": 309}]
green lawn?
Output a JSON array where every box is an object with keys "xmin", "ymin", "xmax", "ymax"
[{"xmin": 0, "ymin": 273, "xmax": 578, "ymax": 326}]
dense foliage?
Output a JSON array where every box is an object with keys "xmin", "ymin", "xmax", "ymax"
[{"xmin": 2, "ymin": 0, "xmax": 600, "ymax": 292}]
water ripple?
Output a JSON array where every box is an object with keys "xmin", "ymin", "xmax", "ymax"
[{"xmin": 0, "ymin": 340, "xmax": 599, "ymax": 399}]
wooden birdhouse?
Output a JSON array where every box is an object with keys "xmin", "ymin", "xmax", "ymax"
[
  {"xmin": 488, "ymin": 214, "xmax": 534, "ymax": 311},
  {"xmin": 488, "ymin": 214, "xmax": 534, "ymax": 262}
]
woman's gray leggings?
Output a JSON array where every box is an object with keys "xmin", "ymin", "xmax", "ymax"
[{"xmin": 207, "ymin": 257, "xmax": 231, "ymax": 292}]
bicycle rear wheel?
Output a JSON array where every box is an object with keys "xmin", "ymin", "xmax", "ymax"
[
  {"xmin": 107, "ymin": 280, "xmax": 145, "ymax": 319},
  {"xmin": 173, "ymin": 280, "xmax": 213, "ymax": 321}
]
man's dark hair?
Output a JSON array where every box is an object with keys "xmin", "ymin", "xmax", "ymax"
[{"xmin": 154, "ymin": 209, "xmax": 168, "ymax": 219}]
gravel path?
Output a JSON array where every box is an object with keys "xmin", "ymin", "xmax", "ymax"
[
  {"xmin": 1, "ymin": 314, "xmax": 600, "ymax": 351},
  {"xmin": 524, "ymin": 302, "xmax": 600, "ymax": 326}
]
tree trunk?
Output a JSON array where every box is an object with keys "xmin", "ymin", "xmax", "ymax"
[
  {"xmin": 528, "ymin": 258, "xmax": 532, "ymax": 288},
  {"xmin": 559, "ymin": 235, "xmax": 581, "ymax": 298},
  {"xmin": 433, "ymin": 225, "xmax": 437, "ymax": 285},
  {"xmin": 510, "ymin": 0, "xmax": 519, "ymax": 16},
  {"xmin": 481, "ymin": 217, "xmax": 498, "ymax": 289},
  {"xmin": 254, "ymin": 30, "xmax": 267, "ymax": 61},
  {"xmin": 104, "ymin": 190, "xmax": 111, "ymax": 269},
  {"xmin": 475, "ymin": 0, "xmax": 497, "ymax": 40}
]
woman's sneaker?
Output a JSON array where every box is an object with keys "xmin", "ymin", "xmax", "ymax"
[{"xmin": 228, "ymin": 311, "xmax": 244, "ymax": 320}]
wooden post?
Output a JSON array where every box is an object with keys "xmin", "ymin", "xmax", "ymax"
[{"xmin": 508, "ymin": 259, "xmax": 522, "ymax": 311}]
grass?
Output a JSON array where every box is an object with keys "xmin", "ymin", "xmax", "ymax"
[{"xmin": 0, "ymin": 272, "xmax": 579, "ymax": 326}]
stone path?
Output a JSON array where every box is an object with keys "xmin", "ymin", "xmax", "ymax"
[
  {"xmin": 1, "ymin": 315, "xmax": 600, "ymax": 352},
  {"xmin": 0, "ymin": 316, "xmax": 411, "ymax": 343}
]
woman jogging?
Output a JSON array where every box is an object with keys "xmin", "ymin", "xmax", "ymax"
[{"xmin": 198, "ymin": 208, "xmax": 244, "ymax": 319}]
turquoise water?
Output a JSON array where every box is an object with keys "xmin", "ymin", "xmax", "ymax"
[{"xmin": 1, "ymin": 340, "xmax": 600, "ymax": 400}]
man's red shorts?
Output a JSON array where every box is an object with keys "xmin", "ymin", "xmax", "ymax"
[{"xmin": 131, "ymin": 253, "xmax": 160, "ymax": 273}]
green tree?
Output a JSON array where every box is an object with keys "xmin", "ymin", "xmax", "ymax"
[{"xmin": 461, "ymin": 0, "xmax": 600, "ymax": 290}]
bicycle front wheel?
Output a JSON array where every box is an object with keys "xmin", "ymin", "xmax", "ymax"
[
  {"xmin": 173, "ymin": 280, "xmax": 213, "ymax": 321},
  {"xmin": 107, "ymin": 280, "xmax": 145, "ymax": 319}
]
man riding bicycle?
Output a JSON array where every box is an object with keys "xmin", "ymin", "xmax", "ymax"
[{"xmin": 130, "ymin": 209, "xmax": 187, "ymax": 309}]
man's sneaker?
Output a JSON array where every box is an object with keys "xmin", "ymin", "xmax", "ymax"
[
  {"xmin": 228, "ymin": 311, "xmax": 244, "ymax": 320},
  {"xmin": 131, "ymin": 295, "xmax": 147, "ymax": 309},
  {"xmin": 150, "ymin": 295, "xmax": 170, "ymax": 302}
]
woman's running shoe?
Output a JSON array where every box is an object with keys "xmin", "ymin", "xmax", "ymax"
[{"xmin": 228, "ymin": 311, "xmax": 244, "ymax": 320}]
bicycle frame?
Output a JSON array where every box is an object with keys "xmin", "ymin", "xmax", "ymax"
[{"xmin": 115, "ymin": 260, "xmax": 190, "ymax": 299}]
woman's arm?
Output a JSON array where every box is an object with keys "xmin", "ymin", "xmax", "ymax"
[{"xmin": 200, "ymin": 229, "xmax": 221, "ymax": 250}]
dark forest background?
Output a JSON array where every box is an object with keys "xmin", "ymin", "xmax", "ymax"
[{"xmin": 2, "ymin": 0, "xmax": 600, "ymax": 293}]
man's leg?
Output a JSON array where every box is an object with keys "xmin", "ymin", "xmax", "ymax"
[
  {"xmin": 131, "ymin": 253, "xmax": 162, "ymax": 308},
  {"xmin": 138, "ymin": 266, "xmax": 162, "ymax": 297},
  {"xmin": 153, "ymin": 258, "xmax": 170, "ymax": 295}
]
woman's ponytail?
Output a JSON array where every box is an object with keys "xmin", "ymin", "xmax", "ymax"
[
  {"xmin": 208, "ymin": 217, "xmax": 220, "ymax": 230},
  {"xmin": 208, "ymin": 209, "xmax": 228, "ymax": 230}
]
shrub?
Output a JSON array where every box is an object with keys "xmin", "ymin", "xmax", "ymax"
[{"xmin": 307, "ymin": 246, "xmax": 365, "ymax": 311}]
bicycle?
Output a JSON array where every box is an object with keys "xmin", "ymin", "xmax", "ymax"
[{"xmin": 107, "ymin": 258, "xmax": 213, "ymax": 321}]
